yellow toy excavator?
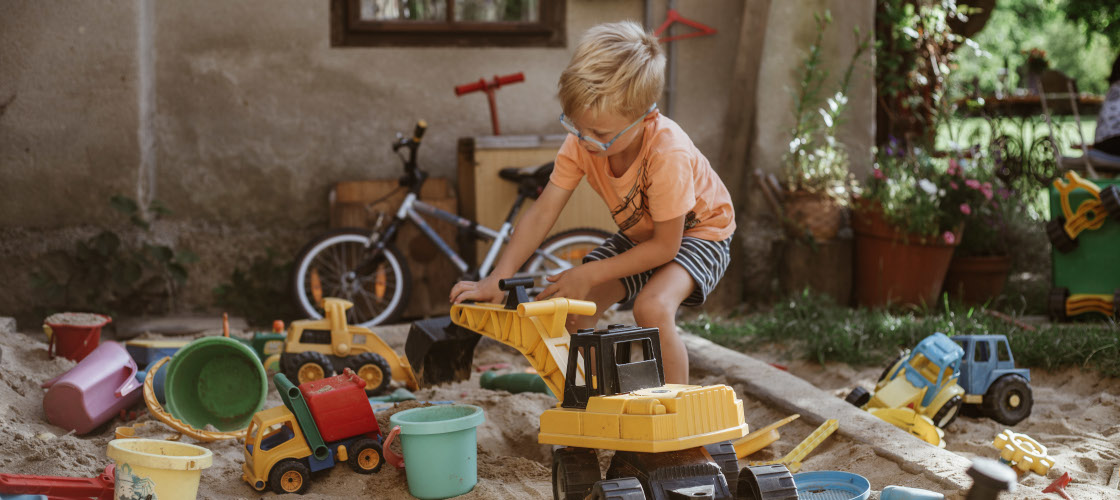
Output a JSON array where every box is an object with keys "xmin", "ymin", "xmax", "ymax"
[{"xmin": 407, "ymin": 278, "xmax": 798, "ymax": 500}]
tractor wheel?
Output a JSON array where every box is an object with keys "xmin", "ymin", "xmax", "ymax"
[
  {"xmin": 285, "ymin": 351, "xmax": 333, "ymax": 385},
  {"xmin": 1046, "ymin": 217, "xmax": 1078, "ymax": 253},
  {"xmin": 348, "ymin": 438, "xmax": 384, "ymax": 474},
  {"xmin": 589, "ymin": 477, "xmax": 644, "ymax": 500},
  {"xmin": 552, "ymin": 447, "xmax": 601, "ymax": 500},
  {"xmin": 736, "ymin": 464, "xmax": 798, "ymax": 500},
  {"xmin": 1101, "ymin": 185, "xmax": 1120, "ymax": 221},
  {"xmin": 268, "ymin": 459, "xmax": 311, "ymax": 494},
  {"xmin": 982, "ymin": 374, "xmax": 1033, "ymax": 426},
  {"xmin": 704, "ymin": 440, "xmax": 740, "ymax": 495},
  {"xmin": 347, "ymin": 352, "xmax": 393, "ymax": 396},
  {"xmin": 1048, "ymin": 287, "xmax": 1070, "ymax": 322},
  {"xmin": 845, "ymin": 387, "xmax": 871, "ymax": 408},
  {"xmin": 931, "ymin": 395, "xmax": 963, "ymax": 429}
]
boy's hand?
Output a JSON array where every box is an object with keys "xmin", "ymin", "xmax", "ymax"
[
  {"xmin": 536, "ymin": 267, "xmax": 595, "ymax": 301},
  {"xmin": 449, "ymin": 276, "xmax": 504, "ymax": 304}
]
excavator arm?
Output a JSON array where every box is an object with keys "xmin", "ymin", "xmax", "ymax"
[{"xmin": 449, "ymin": 294, "xmax": 595, "ymax": 402}]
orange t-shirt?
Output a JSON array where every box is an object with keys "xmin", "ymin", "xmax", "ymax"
[{"xmin": 550, "ymin": 114, "xmax": 736, "ymax": 243}]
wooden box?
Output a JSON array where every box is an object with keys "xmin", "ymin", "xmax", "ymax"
[
  {"xmin": 329, "ymin": 178, "xmax": 459, "ymax": 319},
  {"xmin": 457, "ymin": 135, "xmax": 616, "ymax": 263}
]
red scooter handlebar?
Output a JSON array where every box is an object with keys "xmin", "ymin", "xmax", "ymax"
[{"xmin": 454, "ymin": 73, "xmax": 525, "ymax": 96}]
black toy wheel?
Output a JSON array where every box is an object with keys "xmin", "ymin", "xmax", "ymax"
[
  {"xmin": 348, "ymin": 438, "xmax": 384, "ymax": 474},
  {"xmin": 553, "ymin": 447, "xmax": 601, "ymax": 500},
  {"xmin": 982, "ymin": 374, "xmax": 1033, "ymax": 426},
  {"xmin": 736, "ymin": 464, "xmax": 798, "ymax": 500},
  {"xmin": 285, "ymin": 351, "xmax": 334, "ymax": 385},
  {"xmin": 704, "ymin": 440, "xmax": 740, "ymax": 495},
  {"xmin": 1048, "ymin": 287, "xmax": 1070, "ymax": 322},
  {"xmin": 845, "ymin": 387, "xmax": 871, "ymax": 407},
  {"xmin": 1100, "ymin": 185, "xmax": 1120, "ymax": 221},
  {"xmin": 348, "ymin": 352, "xmax": 393, "ymax": 396},
  {"xmin": 269, "ymin": 459, "xmax": 311, "ymax": 494},
  {"xmin": 589, "ymin": 477, "xmax": 644, "ymax": 499},
  {"xmin": 877, "ymin": 352, "xmax": 907, "ymax": 385},
  {"xmin": 932, "ymin": 395, "xmax": 962, "ymax": 429},
  {"xmin": 1046, "ymin": 217, "xmax": 1078, "ymax": 253}
]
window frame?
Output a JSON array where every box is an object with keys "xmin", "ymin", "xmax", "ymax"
[{"xmin": 331, "ymin": 0, "xmax": 567, "ymax": 48}]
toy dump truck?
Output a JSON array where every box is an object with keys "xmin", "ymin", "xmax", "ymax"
[
  {"xmin": 242, "ymin": 369, "xmax": 385, "ymax": 494},
  {"xmin": 407, "ymin": 278, "xmax": 798, "ymax": 500},
  {"xmin": 280, "ymin": 297, "xmax": 418, "ymax": 395},
  {"xmin": 949, "ymin": 334, "xmax": 1032, "ymax": 426}
]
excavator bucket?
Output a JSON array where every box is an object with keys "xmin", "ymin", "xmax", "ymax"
[{"xmin": 405, "ymin": 316, "xmax": 482, "ymax": 387}]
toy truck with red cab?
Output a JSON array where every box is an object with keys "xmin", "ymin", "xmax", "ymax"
[{"xmin": 242, "ymin": 369, "xmax": 384, "ymax": 494}]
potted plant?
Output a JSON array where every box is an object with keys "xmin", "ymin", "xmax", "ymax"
[
  {"xmin": 780, "ymin": 12, "xmax": 869, "ymax": 242},
  {"xmin": 853, "ymin": 150, "xmax": 989, "ymax": 308}
]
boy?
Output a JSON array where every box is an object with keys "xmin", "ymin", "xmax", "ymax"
[{"xmin": 449, "ymin": 21, "xmax": 734, "ymax": 384}]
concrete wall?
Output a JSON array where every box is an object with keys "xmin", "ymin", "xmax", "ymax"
[{"xmin": 0, "ymin": 0, "xmax": 872, "ymax": 322}]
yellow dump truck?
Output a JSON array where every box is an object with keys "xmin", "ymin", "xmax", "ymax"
[{"xmin": 411, "ymin": 278, "xmax": 797, "ymax": 500}]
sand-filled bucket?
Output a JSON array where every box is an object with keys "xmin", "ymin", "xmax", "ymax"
[
  {"xmin": 106, "ymin": 438, "xmax": 213, "ymax": 500},
  {"xmin": 163, "ymin": 336, "xmax": 267, "ymax": 431},
  {"xmin": 385, "ymin": 404, "xmax": 485, "ymax": 499},
  {"xmin": 43, "ymin": 312, "xmax": 111, "ymax": 362}
]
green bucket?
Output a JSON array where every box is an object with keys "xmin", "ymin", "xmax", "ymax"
[
  {"xmin": 163, "ymin": 336, "xmax": 268, "ymax": 431},
  {"xmin": 390, "ymin": 404, "xmax": 485, "ymax": 499}
]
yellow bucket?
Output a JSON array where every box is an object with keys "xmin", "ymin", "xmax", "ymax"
[{"xmin": 106, "ymin": 439, "xmax": 213, "ymax": 500}]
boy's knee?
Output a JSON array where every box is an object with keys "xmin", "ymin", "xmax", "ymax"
[{"xmin": 632, "ymin": 292, "xmax": 677, "ymax": 323}]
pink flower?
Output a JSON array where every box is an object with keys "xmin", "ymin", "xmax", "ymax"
[
  {"xmin": 965, "ymin": 179, "xmax": 981, "ymax": 190},
  {"xmin": 873, "ymin": 168, "xmax": 885, "ymax": 180},
  {"xmin": 980, "ymin": 182, "xmax": 993, "ymax": 200},
  {"xmin": 950, "ymin": 181, "xmax": 959, "ymax": 190},
  {"xmin": 960, "ymin": 203, "xmax": 972, "ymax": 215},
  {"xmin": 943, "ymin": 231, "xmax": 956, "ymax": 245},
  {"xmin": 947, "ymin": 159, "xmax": 960, "ymax": 176}
]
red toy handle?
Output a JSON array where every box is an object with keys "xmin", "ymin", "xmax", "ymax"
[
  {"xmin": 454, "ymin": 73, "xmax": 525, "ymax": 96},
  {"xmin": 0, "ymin": 464, "xmax": 115, "ymax": 500},
  {"xmin": 382, "ymin": 425, "xmax": 405, "ymax": 470}
]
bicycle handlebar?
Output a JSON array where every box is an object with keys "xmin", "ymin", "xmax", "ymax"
[{"xmin": 413, "ymin": 120, "xmax": 427, "ymax": 142}]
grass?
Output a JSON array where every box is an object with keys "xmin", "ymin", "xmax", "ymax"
[{"xmin": 684, "ymin": 290, "xmax": 1120, "ymax": 378}]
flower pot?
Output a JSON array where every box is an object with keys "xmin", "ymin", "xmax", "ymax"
[
  {"xmin": 942, "ymin": 255, "xmax": 1012, "ymax": 305},
  {"xmin": 783, "ymin": 191, "xmax": 845, "ymax": 241},
  {"xmin": 852, "ymin": 201, "xmax": 960, "ymax": 308}
]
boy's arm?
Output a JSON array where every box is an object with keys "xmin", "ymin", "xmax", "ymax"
[
  {"xmin": 450, "ymin": 182, "xmax": 574, "ymax": 304},
  {"xmin": 537, "ymin": 214, "xmax": 684, "ymax": 301}
]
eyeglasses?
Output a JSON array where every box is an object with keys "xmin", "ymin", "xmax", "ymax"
[{"xmin": 559, "ymin": 103, "xmax": 658, "ymax": 152}]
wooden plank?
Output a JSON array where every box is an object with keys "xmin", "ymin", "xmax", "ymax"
[{"xmin": 458, "ymin": 135, "xmax": 616, "ymax": 265}]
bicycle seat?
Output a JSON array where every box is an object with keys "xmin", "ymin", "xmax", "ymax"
[{"xmin": 499, "ymin": 162, "xmax": 554, "ymax": 197}]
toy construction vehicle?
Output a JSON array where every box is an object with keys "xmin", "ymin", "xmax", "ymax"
[
  {"xmin": 1045, "ymin": 170, "xmax": 1120, "ymax": 253},
  {"xmin": 950, "ymin": 335, "xmax": 1032, "ymax": 426},
  {"xmin": 279, "ymin": 297, "xmax": 418, "ymax": 395},
  {"xmin": 407, "ymin": 278, "xmax": 799, "ymax": 500},
  {"xmin": 242, "ymin": 370, "xmax": 385, "ymax": 494}
]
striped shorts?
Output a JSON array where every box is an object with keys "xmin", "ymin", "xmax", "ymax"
[{"xmin": 583, "ymin": 233, "xmax": 732, "ymax": 306}]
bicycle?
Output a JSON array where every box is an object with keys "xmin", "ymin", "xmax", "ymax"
[{"xmin": 291, "ymin": 121, "xmax": 612, "ymax": 328}]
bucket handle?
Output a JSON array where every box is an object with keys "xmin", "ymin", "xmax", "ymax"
[
  {"xmin": 44, "ymin": 325, "xmax": 55, "ymax": 359},
  {"xmin": 115, "ymin": 361, "xmax": 142, "ymax": 398},
  {"xmin": 382, "ymin": 426, "xmax": 405, "ymax": 470}
]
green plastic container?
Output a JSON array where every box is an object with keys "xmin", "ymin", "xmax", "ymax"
[
  {"xmin": 390, "ymin": 404, "xmax": 485, "ymax": 500},
  {"xmin": 163, "ymin": 337, "xmax": 268, "ymax": 431},
  {"xmin": 1050, "ymin": 178, "xmax": 1120, "ymax": 300}
]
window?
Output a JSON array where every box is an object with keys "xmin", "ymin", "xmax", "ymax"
[
  {"xmin": 331, "ymin": 0, "xmax": 566, "ymax": 47},
  {"xmin": 974, "ymin": 341, "xmax": 990, "ymax": 362},
  {"xmin": 997, "ymin": 340, "xmax": 1011, "ymax": 362}
]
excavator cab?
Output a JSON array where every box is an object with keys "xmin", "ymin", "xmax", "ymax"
[{"xmin": 563, "ymin": 326, "xmax": 665, "ymax": 409}]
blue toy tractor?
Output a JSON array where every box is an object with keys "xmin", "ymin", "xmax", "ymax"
[{"xmin": 950, "ymin": 334, "xmax": 1032, "ymax": 426}]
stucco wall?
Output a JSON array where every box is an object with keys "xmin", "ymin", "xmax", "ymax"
[{"xmin": 0, "ymin": 0, "xmax": 871, "ymax": 322}]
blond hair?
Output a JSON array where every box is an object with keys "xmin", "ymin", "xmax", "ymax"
[{"xmin": 558, "ymin": 21, "xmax": 665, "ymax": 120}]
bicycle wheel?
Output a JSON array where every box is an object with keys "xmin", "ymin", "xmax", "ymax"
[{"xmin": 291, "ymin": 229, "xmax": 412, "ymax": 328}]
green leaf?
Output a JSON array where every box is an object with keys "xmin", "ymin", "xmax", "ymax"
[{"xmin": 110, "ymin": 195, "xmax": 139, "ymax": 216}]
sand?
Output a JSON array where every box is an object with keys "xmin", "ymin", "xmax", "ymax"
[{"xmin": 2, "ymin": 318, "xmax": 1119, "ymax": 499}]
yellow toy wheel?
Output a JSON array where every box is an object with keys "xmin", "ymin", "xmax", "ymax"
[
  {"xmin": 348, "ymin": 438, "xmax": 384, "ymax": 474},
  {"xmin": 285, "ymin": 351, "xmax": 333, "ymax": 385},
  {"xmin": 269, "ymin": 459, "xmax": 310, "ymax": 494},
  {"xmin": 348, "ymin": 352, "xmax": 392, "ymax": 396}
]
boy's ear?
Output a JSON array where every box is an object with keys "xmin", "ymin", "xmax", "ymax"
[{"xmin": 644, "ymin": 109, "xmax": 660, "ymax": 122}]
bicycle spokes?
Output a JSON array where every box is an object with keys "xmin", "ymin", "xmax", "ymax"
[
  {"xmin": 304, "ymin": 242, "xmax": 398, "ymax": 321},
  {"xmin": 310, "ymin": 268, "xmax": 323, "ymax": 307}
]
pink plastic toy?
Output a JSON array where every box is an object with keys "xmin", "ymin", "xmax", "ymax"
[{"xmin": 41, "ymin": 341, "xmax": 143, "ymax": 435}]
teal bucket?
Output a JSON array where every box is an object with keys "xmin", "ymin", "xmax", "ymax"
[
  {"xmin": 163, "ymin": 336, "xmax": 268, "ymax": 432},
  {"xmin": 388, "ymin": 404, "xmax": 485, "ymax": 499}
]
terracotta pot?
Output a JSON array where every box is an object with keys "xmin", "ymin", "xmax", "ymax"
[
  {"xmin": 783, "ymin": 191, "xmax": 845, "ymax": 241},
  {"xmin": 942, "ymin": 255, "xmax": 1012, "ymax": 305},
  {"xmin": 852, "ymin": 200, "xmax": 961, "ymax": 308}
]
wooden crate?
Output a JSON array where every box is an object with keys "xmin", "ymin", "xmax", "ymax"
[
  {"xmin": 329, "ymin": 178, "xmax": 459, "ymax": 319},
  {"xmin": 457, "ymin": 135, "xmax": 616, "ymax": 264}
]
